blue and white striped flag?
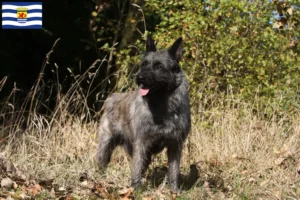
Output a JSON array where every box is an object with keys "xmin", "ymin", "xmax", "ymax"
[{"xmin": 2, "ymin": 2, "xmax": 42, "ymax": 29}]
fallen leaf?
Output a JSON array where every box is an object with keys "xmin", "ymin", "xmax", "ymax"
[
  {"xmin": 273, "ymin": 147, "xmax": 281, "ymax": 155},
  {"xmin": 260, "ymin": 180, "xmax": 269, "ymax": 187},
  {"xmin": 18, "ymin": 192, "xmax": 27, "ymax": 199},
  {"xmin": 95, "ymin": 186, "xmax": 109, "ymax": 198},
  {"xmin": 79, "ymin": 180, "xmax": 94, "ymax": 189},
  {"xmin": 0, "ymin": 191, "xmax": 11, "ymax": 198},
  {"xmin": 249, "ymin": 177, "xmax": 256, "ymax": 183},
  {"xmin": 13, "ymin": 182, "xmax": 18, "ymax": 189},
  {"xmin": 119, "ymin": 187, "xmax": 133, "ymax": 200},
  {"xmin": 204, "ymin": 181, "xmax": 214, "ymax": 198},
  {"xmin": 80, "ymin": 180, "xmax": 88, "ymax": 187},
  {"xmin": 1, "ymin": 178, "xmax": 13, "ymax": 189},
  {"xmin": 118, "ymin": 187, "xmax": 133, "ymax": 196},
  {"xmin": 275, "ymin": 157, "xmax": 286, "ymax": 166},
  {"xmin": 27, "ymin": 184, "xmax": 42, "ymax": 196},
  {"xmin": 274, "ymin": 144, "xmax": 295, "ymax": 166}
]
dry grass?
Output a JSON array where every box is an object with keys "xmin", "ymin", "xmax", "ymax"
[
  {"xmin": 184, "ymin": 100, "xmax": 300, "ymax": 199},
  {"xmin": 1, "ymin": 87, "xmax": 300, "ymax": 199},
  {"xmin": 0, "ymin": 51, "xmax": 299, "ymax": 198}
]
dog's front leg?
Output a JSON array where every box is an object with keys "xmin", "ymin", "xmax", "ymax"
[
  {"xmin": 167, "ymin": 142, "xmax": 182, "ymax": 193},
  {"xmin": 131, "ymin": 140, "xmax": 147, "ymax": 189}
]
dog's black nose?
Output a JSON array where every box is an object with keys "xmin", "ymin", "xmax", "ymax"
[{"xmin": 137, "ymin": 75, "xmax": 144, "ymax": 83}]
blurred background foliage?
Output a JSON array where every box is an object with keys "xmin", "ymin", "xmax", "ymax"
[{"xmin": 0, "ymin": 0, "xmax": 299, "ymax": 118}]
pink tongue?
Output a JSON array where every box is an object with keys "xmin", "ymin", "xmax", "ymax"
[{"xmin": 140, "ymin": 88, "xmax": 149, "ymax": 96}]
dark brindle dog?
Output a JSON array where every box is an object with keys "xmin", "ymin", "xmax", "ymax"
[{"xmin": 96, "ymin": 35, "xmax": 191, "ymax": 193}]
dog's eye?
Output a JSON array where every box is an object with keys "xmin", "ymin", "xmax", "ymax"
[
  {"xmin": 154, "ymin": 64, "xmax": 163, "ymax": 70},
  {"xmin": 141, "ymin": 62, "xmax": 147, "ymax": 68}
]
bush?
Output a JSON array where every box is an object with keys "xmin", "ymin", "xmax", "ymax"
[{"xmin": 112, "ymin": 0, "xmax": 300, "ymax": 115}]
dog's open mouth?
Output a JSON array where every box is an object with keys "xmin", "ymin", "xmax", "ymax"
[{"xmin": 140, "ymin": 88, "xmax": 150, "ymax": 96}]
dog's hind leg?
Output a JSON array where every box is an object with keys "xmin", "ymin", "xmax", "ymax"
[
  {"xmin": 96, "ymin": 133, "xmax": 116, "ymax": 168},
  {"xmin": 96, "ymin": 116, "xmax": 118, "ymax": 168},
  {"xmin": 141, "ymin": 153, "xmax": 152, "ymax": 175}
]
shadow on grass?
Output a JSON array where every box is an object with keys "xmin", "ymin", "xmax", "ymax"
[{"xmin": 147, "ymin": 164, "xmax": 200, "ymax": 191}]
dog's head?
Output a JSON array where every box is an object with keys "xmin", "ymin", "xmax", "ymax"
[{"xmin": 136, "ymin": 35, "xmax": 183, "ymax": 97}]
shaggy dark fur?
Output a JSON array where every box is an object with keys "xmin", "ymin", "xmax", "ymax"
[{"xmin": 96, "ymin": 35, "xmax": 191, "ymax": 193}]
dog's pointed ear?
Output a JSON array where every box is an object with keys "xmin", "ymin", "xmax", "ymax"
[
  {"xmin": 146, "ymin": 35, "xmax": 157, "ymax": 52},
  {"xmin": 168, "ymin": 37, "xmax": 183, "ymax": 61}
]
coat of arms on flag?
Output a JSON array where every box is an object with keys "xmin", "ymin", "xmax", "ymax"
[{"xmin": 2, "ymin": 2, "xmax": 42, "ymax": 29}]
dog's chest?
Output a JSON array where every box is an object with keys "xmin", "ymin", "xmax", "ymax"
[
  {"xmin": 129, "ymin": 93, "xmax": 188, "ymax": 138},
  {"xmin": 152, "ymin": 112, "xmax": 179, "ymax": 126},
  {"xmin": 135, "ymin": 109, "xmax": 182, "ymax": 137}
]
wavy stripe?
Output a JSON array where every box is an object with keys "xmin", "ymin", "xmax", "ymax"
[
  {"xmin": 3, "ymin": 9, "xmax": 42, "ymax": 13},
  {"xmin": 2, "ymin": 13, "xmax": 42, "ymax": 18},
  {"xmin": 2, "ymin": 17, "xmax": 42, "ymax": 21},
  {"xmin": 2, "ymin": 2, "xmax": 42, "ymax": 6},
  {"xmin": 2, "ymin": 20, "xmax": 42, "ymax": 26},
  {"xmin": 2, "ymin": 5, "xmax": 42, "ymax": 10},
  {"xmin": 2, "ymin": 25, "xmax": 42, "ymax": 29}
]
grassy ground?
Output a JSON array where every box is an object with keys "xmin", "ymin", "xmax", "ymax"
[{"xmin": 1, "ymin": 87, "xmax": 300, "ymax": 199}]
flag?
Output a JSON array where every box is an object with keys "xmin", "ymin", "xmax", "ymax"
[{"xmin": 2, "ymin": 2, "xmax": 42, "ymax": 29}]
